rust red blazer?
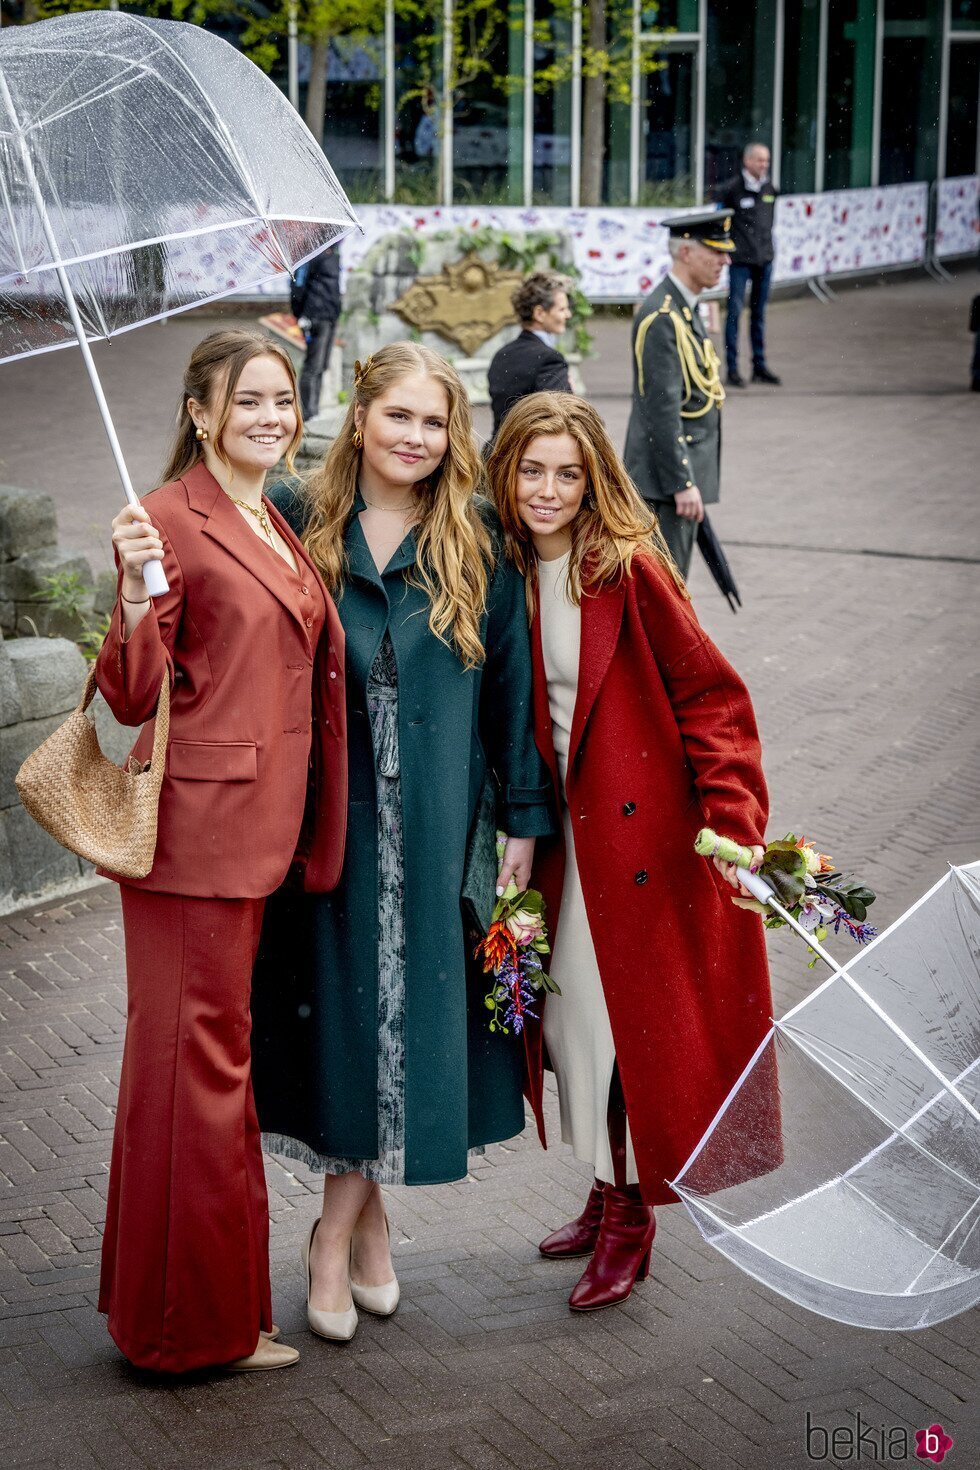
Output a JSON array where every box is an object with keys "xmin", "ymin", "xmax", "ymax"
[
  {"xmin": 95, "ymin": 462, "xmax": 347, "ymax": 899},
  {"xmin": 524, "ymin": 554, "xmax": 778, "ymax": 1205}
]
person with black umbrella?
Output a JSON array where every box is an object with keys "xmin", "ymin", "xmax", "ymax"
[{"xmin": 624, "ymin": 210, "xmax": 733, "ymax": 586}]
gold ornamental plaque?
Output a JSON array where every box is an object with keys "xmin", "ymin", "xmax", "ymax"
[{"xmin": 391, "ymin": 253, "xmax": 525, "ymax": 356}]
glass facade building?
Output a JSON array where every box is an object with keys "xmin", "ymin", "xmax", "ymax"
[{"xmin": 293, "ymin": 0, "xmax": 979, "ymax": 205}]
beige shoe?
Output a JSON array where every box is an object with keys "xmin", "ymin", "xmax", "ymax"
[
  {"xmin": 303, "ymin": 1219, "xmax": 358, "ymax": 1342},
  {"xmin": 351, "ymin": 1205, "xmax": 400, "ymax": 1316},
  {"xmin": 259, "ymin": 1325, "xmax": 281, "ymax": 1342},
  {"xmin": 225, "ymin": 1337, "xmax": 299, "ymax": 1372},
  {"xmin": 350, "ymin": 1275, "xmax": 399, "ymax": 1316}
]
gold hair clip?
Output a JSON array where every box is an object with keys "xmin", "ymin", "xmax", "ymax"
[{"xmin": 353, "ymin": 355, "xmax": 373, "ymax": 388}]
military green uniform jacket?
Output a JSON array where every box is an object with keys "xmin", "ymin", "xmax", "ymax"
[
  {"xmin": 623, "ymin": 275, "xmax": 724, "ymax": 506},
  {"xmin": 250, "ymin": 483, "xmax": 555, "ymax": 1186}
]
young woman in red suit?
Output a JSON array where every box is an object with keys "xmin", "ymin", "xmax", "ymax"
[
  {"xmin": 94, "ymin": 330, "xmax": 347, "ymax": 1373},
  {"xmin": 487, "ymin": 392, "xmax": 773, "ymax": 1312}
]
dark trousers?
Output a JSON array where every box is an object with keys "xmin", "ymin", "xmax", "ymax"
[
  {"xmin": 726, "ymin": 262, "xmax": 773, "ymax": 375},
  {"xmin": 651, "ymin": 498, "xmax": 698, "ymax": 580},
  {"xmin": 972, "ymin": 330, "xmax": 980, "ymax": 386},
  {"xmin": 299, "ymin": 318, "xmax": 337, "ymax": 420}
]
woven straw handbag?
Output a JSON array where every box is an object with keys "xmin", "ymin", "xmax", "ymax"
[{"xmin": 15, "ymin": 664, "xmax": 170, "ymax": 880}]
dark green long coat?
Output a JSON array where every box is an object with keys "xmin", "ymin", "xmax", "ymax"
[{"xmin": 251, "ymin": 485, "xmax": 554, "ymax": 1185}]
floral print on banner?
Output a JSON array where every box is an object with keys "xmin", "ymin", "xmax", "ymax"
[
  {"xmin": 1, "ymin": 182, "xmax": 949, "ymax": 312},
  {"xmin": 935, "ymin": 176, "xmax": 980, "ymax": 259}
]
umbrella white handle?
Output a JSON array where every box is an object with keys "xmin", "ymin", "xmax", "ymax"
[
  {"xmin": 736, "ymin": 867, "xmax": 775, "ymax": 904},
  {"xmin": 141, "ymin": 557, "xmax": 169, "ymax": 598}
]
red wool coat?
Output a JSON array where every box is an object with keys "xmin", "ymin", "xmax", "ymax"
[{"xmin": 524, "ymin": 554, "xmax": 776, "ymax": 1206}]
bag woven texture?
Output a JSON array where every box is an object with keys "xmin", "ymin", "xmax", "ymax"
[{"xmin": 15, "ymin": 663, "xmax": 170, "ymax": 880}]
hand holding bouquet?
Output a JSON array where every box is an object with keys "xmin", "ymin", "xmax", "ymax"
[
  {"xmin": 474, "ymin": 835, "xmax": 559, "ymax": 1035},
  {"xmin": 695, "ymin": 828, "xmax": 877, "ymax": 948}
]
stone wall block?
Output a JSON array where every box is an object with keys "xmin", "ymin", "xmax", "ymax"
[
  {"xmin": 0, "ymin": 636, "xmax": 22, "ymax": 729},
  {"xmin": 0, "ymin": 485, "xmax": 58, "ymax": 561},
  {"xmin": 0, "ymin": 547, "xmax": 95, "ymax": 606},
  {"xmin": 0, "ymin": 804, "xmax": 86, "ymax": 908},
  {"xmin": 0, "ymin": 712, "xmax": 66, "ymax": 809},
  {"xmin": 7, "ymin": 637, "xmax": 87, "ymax": 721}
]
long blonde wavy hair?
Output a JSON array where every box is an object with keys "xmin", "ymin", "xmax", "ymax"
[
  {"xmin": 303, "ymin": 343, "xmax": 492, "ymax": 668},
  {"xmin": 486, "ymin": 392, "xmax": 688, "ymax": 613}
]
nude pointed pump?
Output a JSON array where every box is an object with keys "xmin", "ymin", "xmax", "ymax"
[
  {"xmin": 302, "ymin": 1219, "xmax": 358, "ymax": 1342},
  {"xmin": 226, "ymin": 1336, "xmax": 299, "ymax": 1371},
  {"xmin": 350, "ymin": 1273, "xmax": 400, "ymax": 1316},
  {"xmin": 350, "ymin": 1209, "xmax": 399, "ymax": 1317}
]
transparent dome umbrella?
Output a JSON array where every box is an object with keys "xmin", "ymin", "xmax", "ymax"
[
  {"xmin": 0, "ymin": 12, "xmax": 359, "ymax": 594},
  {"xmin": 672, "ymin": 858, "xmax": 980, "ymax": 1331}
]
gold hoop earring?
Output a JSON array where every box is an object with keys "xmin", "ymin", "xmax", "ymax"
[
  {"xmin": 352, "ymin": 427, "xmax": 364, "ymax": 450},
  {"xmin": 195, "ymin": 426, "xmax": 209, "ymax": 442}
]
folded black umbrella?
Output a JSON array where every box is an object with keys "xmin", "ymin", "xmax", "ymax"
[{"xmin": 696, "ymin": 513, "xmax": 741, "ymax": 613}]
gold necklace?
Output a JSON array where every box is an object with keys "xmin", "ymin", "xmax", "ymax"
[
  {"xmin": 229, "ymin": 495, "xmax": 275, "ymax": 542},
  {"xmin": 361, "ymin": 493, "xmax": 418, "ymax": 513}
]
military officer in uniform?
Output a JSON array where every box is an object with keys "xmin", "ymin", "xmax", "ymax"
[{"xmin": 623, "ymin": 209, "xmax": 732, "ymax": 578}]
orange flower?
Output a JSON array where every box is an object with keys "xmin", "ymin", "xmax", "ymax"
[{"xmin": 476, "ymin": 921, "xmax": 518, "ymax": 974}]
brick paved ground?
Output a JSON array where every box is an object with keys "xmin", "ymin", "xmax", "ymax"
[{"xmin": 1, "ymin": 272, "xmax": 979, "ymax": 1468}]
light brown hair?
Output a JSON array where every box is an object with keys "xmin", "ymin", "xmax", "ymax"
[
  {"xmin": 161, "ymin": 329, "xmax": 302, "ymax": 485},
  {"xmin": 486, "ymin": 392, "xmax": 688, "ymax": 613},
  {"xmin": 303, "ymin": 343, "xmax": 492, "ymax": 669}
]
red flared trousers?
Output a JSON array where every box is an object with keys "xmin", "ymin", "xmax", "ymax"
[{"xmin": 98, "ymin": 888, "xmax": 273, "ymax": 1372}]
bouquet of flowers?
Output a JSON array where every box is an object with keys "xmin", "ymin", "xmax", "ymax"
[
  {"xmin": 695, "ymin": 827, "xmax": 878, "ymax": 951},
  {"xmin": 473, "ymin": 839, "xmax": 559, "ymax": 1035}
]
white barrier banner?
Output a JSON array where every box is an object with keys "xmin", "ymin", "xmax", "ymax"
[
  {"xmin": 935, "ymin": 176, "xmax": 979, "ymax": 259},
  {"xmin": 1, "ymin": 184, "xmax": 934, "ymax": 309},
  {"xmin": 823, "ymin": 184, "xmax": 928, "ymax": 275},
  {"xmin": 329, "ymin": 184, "xmax": 928, "ymax": 299}
]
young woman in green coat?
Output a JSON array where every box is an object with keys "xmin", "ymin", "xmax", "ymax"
[{"xmin": 251, "ymin": 344, "xmax": 554, "ymax": 1342}]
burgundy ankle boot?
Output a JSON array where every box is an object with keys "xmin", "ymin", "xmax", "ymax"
[
  {"xmin": 539, "ymin": 1181, "xmax": 605, "ymax": 1259},
  {"xmin": 568, "ymin": 1185, "xmax": 655, "ymax": 1311}
]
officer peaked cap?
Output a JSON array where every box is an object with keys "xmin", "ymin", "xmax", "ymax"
[{"xmin": 664, "ymin": 208, "xmax": 735, "ymax": 252}]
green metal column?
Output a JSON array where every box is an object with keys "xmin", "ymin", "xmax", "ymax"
[
  {"xmin": 507, "ymin": 0, "xmax": 525, "ymax": 203},
  {"xmin": 551, "ymin": 8, "xmax": 573, "ymax": 204},
  {"xmin": 751, "ymin": 0, "xmax": 777, "ymax": 140},
  {"xmin": 850, "ymin": 0, "xmax": 877, "ymax": 185},
  {"xmin": 607, "ymin": 0, "xmax": 631, "ymax": 205}
]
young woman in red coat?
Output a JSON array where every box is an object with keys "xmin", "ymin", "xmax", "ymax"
[
  {"xmin": 95, "ymin": 330, "xmax": 346, "ymax": 1373},
  {"xmin": 487, "ymin": 392, "xmax": 773, "ymax": 1312}
]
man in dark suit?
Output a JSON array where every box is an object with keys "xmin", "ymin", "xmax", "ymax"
[
  {"xmin": 488, "ymin": 272, "xmax": 572, "ymax": 438},
  {"xmin": 623, "ymin": 210, "xmax": 732, "ymax": 578},
  {"xmin": 714, "ymin": 142, "xmax": 781, "ymax": 388},
  {"xmin": 291, "ymin": 244, "xmax": 342, "ymax": 420}
]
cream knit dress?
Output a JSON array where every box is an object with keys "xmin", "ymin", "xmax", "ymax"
[{"xmin": 537, "ymin": 552, "xmax": 639, "ymax": 1185}]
